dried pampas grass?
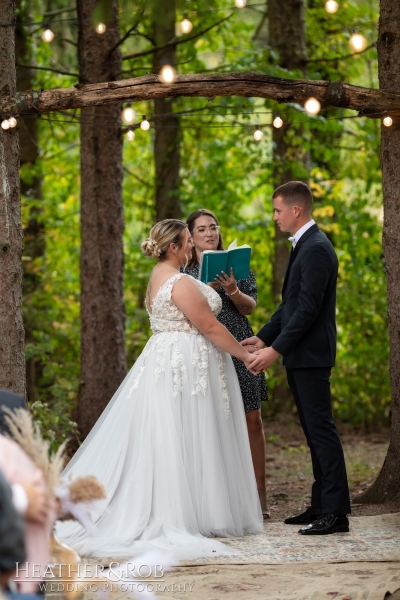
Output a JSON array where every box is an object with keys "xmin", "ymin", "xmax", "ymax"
[
  {"xmin": 68, "ymin": 476, "xmax": 106, "ymax": 503},
  {"xmin": 3, "ymin": 406, "xmax": 67, "ymax": 495}
]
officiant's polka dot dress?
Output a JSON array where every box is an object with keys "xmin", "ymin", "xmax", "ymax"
[{"xmin": 183, "ymin": 265, "xmax": 268, "ymax": 412}]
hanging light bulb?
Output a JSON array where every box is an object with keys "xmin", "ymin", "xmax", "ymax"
[
  {"xmin": 180, "ymin": 13, "xmax": 193, "ymax": 34},
  {"xmin": 140, "ymin": 115, "xmax": 150, "ymax": 131},
  {"xmin": 122, "ymin": 104, "xmax": 136, "ymax": 125},
  {"xmin": 159, "ymin": 65, "xmax": 177, "ymax": 84},
  {"xmin": 235, "ymin": 0, "xmax": 246, "ymax": 7},
  {"xmin": 304, "ymin": 97, "xmax": 321, "ymax": 115},
  {"xmin": 8, "ymin": 116, "xmax": 17, "ymax": 128},
  {"xmin": 273, "ymin": 116, "xmax": 283, "ymax": 128},
  {"xmin": 325, "ymin": 1, "xmax": 339, "ymax": 14},
  {"xmin": 1, "ymin": 119, "xmax": 10, "ymax": 130},
  {"xmin": 41, "ymin": 24, "xmax": 54, "ymax": 43},
  {"xmin": 383, "ymin": 115, "xmax": 393, "ymax": 127},
  {"xmin": 126, "ymin": 126, "xmax": 135, "ymax": 141},
  {"xmin": 349, "ymin": 31, "xmax": 367, "ymax": 52},
  {"xmin": 253, "ymin": 125, "xmax": 263, "ymax": 141},
  {"xmin": 95, "ymin": 22, "xmax": 107, "ymax": 34}
]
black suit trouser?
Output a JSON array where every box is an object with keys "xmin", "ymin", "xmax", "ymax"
[{"xmin": 286, "ymin": 367, "xmax": 351, "ymax": 515}]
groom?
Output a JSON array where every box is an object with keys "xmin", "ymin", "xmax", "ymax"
[{"xmin": 243, "ymin": 181, "xmax": 351, "ymax": 535}]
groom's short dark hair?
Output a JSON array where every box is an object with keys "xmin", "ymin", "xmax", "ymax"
[{"xmin": 272, "ymin": 181, "xmax": 313, "ymax": 212}]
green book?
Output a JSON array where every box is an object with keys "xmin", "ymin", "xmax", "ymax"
[{"xmin": 198, "ymin": 241, "xmax": 251, "ymax": 284}]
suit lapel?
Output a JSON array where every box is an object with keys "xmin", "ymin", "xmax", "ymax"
[
  {"xmin": 281, "ymin": 224, "xmax": 320, "ymax": 293},
  {"xmin": 282, "ymin": 243, "xmax": 302, "ymax": 292}
]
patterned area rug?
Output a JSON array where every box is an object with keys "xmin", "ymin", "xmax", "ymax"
[
  {"xmin": 90, "ymin": 513, "xmax": 400, "ymax": 567},
  {"xmin": 180, "ymin": 513, "xmax": 400, "ymax": 566},
  {"xmin": 155, "ymin": 562, "xmax": 400, "ymax": 600}
]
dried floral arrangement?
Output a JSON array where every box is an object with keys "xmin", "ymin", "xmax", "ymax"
[{"xmin": 4, "ymin": 407, "xmax": 106, "ymax": 531}]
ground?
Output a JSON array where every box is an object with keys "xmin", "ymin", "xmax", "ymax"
[{"xmin": 262, "ymin": 414, "xmax": 400, "ymax": 522}]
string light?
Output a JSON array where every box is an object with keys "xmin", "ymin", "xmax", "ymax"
[
  {"xmin": 325, "ymin": 1, "xmax": 339, "ymax": 13},
  {"xmin": 41, "ymin": 24, "xmax": 54, "ymax": 43},
  {"xmin": 126, "ymin": 126, "xmax": 135, "ymax": 141},
  {"xmin": 8, "ymin": 116, "xmax": 17, "ymax": 128},
  {"xmin": 349, "ymin": 31, "xmax": 367, "ymax": 52},
  {"xmin": 253, "ymin": 125, "xmax": 263, "ymax": 140},
  {"xmin": 273, "ymin": 116, "xmax": 283, "ymax": 128},
  {"xmin": 159, "ymin": 65, "xmax": 177, "ymax": 84},
  {"xmin": 95, "ymin": 22, "xmax": 106, "ymax": 34},
  {"xmin": 234, "ymin": 0, "xmax": 246, "ymax": 7},
  {"xmin": 383, "ymin": 115, "xmax": 393, "ymax": 127},
  {"xmin": 304, "ymin": 97, "xmax": 321, "ymax": 115},
  {"xmin": 122, "ymin": 104, "xmax": 135, "ymax": 124},
  {"xmin": 140, "ymin": 115, "xmax": 150, "ymax": 131},
  {"xmin": 180, "ymin": 13, "xmax": 193, "ymax": 34},
  {"xmin": 1, "ymin": 119, "xmax": 10, "ymax": 130}
]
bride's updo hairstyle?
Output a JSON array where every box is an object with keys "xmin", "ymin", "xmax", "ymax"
[{"xmin": 141, "ymin": 219, "xmax": 187, "ymax": 260}]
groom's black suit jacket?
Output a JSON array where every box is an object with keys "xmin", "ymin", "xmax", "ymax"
[{"xmin": 257, "ymin": 224, "xmax": 338, "ymax": 369}]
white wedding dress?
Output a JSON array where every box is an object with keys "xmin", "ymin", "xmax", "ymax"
[{"xmin": 57, "ymin": 274, "xmax": 263, "ymax": 558}]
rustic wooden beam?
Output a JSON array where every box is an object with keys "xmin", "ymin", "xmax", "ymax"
[{"xmin": 2, "ymin": 72, "xmax": 400, "ymax": 118}]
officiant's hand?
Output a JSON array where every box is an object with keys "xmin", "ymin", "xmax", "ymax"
[
  {"xmin": 214, "ymin": 268, "xmax": 236, "ymax": 295},
  {"xmin": 247, "ymin": 347, "xmax": 281, "ymax": 375},
  {"xmin": 207, "ymin": 281, "xmax": 220, "ymax": 290},
  {"xmin": 241, "ymin": 336, "xmax": 265, "ymax": 354}
]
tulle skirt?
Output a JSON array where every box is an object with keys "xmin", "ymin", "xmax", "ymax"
[{"xmin": 56, "ymin": 331, "xmax": 263, "ymax": 558}]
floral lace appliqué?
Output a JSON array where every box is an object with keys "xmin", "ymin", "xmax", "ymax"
[
  {"xmin": 191, "ymin": 335, "xmax": 211, "ymax": 397},
  {"xmin": 216, "ymin": 349, "xmax": 230, "ymax": 419}
]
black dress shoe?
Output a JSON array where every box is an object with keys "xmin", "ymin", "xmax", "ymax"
[
  {"xmin": 284, "ymin": 506, "xmax": 322, "ymax": 525},
  {"xmin": 298, "ymin": 514, "xmax": 349, "ymax": 535}
]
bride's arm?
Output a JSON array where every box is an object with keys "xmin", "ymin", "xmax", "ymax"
[{"xmin": 172, "ymin": 277, "xmax": 251, "ymax": 365}]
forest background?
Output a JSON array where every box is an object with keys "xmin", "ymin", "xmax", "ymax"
[{"xmin": 18, "ymin": 0, "xmax": 387, "ymax": 449}]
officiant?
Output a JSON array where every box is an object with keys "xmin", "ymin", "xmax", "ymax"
[{"xmin": 183, "ymin": 209, "xmax": 270, "ymax": 520}]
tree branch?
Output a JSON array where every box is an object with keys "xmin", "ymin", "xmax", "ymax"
[
  {"xmin": 108, "ymin": 9, "xmax": 145, "ymax": 56},
  {"xmin": 307, "ymin": 43, "xmax": 376, "ymax": 64},
  {"xmin": 43, "ymin": 7, "xmax": 76, "ymax": 17},
  {"xmin": 122, "ymin": 14, "xmax": 233, "ymax": 62},
  {"xmin": 5, "ymin": 72, "xmax": 400, "ymax": 118},
  {"xmin": 15, "ymin": 63, "xmax": 78, "ymax": 77}
]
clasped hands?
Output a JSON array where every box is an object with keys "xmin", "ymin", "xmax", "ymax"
[{"xmin": 241, "ymin": 336, "xmax": 281, "ymax": 375}]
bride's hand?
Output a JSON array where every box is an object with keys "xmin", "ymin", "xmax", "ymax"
[{"xmin": 242, "ymin": 351, "xmax": 256, "ymax": 370}]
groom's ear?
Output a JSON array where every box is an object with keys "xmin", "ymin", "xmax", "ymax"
[{"xmin": 293, "ymin": 205, "xmax": 301, "ymax": 218}]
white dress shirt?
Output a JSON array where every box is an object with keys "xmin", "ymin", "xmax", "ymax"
[{"xmin": 288, "ymin": 219, "xmax": 315, "ymax": 248}]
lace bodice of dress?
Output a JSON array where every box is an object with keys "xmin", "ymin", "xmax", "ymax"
[{"xmin": 148, "ymin": 273, "xmax": 222, "ymax": 334}]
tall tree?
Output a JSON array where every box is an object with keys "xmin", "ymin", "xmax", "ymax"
[
  {"xmin": 151, "ymin": 0, "xmax": 181, "ymax": 220},
  {"xmin": 358, "ymin": 0, "xmax": 400, "ymax": 503},
  {"xmin": 260, "ymin": 0, "xmax": 308, "ymax": 407},
  {"xmin": 16, "ymin": 2, "xmax": 44, "ymax": 402},
  {"xmin": 76, "ymin": 0, "xmax": 126, "ymax": 439},
  {"xmin": 0, "ymin": 0, "xmax": 25, "ymax": 396}
]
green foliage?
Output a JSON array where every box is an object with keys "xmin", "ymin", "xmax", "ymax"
[{"xmin": 21, "ymin": 0, "xmax": 389, "ymax": 448}]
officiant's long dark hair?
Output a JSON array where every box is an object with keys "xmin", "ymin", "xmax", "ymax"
[{"xmin": 186, "ymin": 209, "xmax": 224, "ymax": 269}]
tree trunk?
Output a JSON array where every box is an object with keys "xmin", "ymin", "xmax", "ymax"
[
  {"xmin": 76, "ymin": 0, "xmax": 126, "ymax": 439},
  {"xmin": 152, "ymin": 0, "xmax": 181, "ymax": 220},
  {"xmin": 357, "ymin": 0, "xmax": 400, "ymax": 503},
  {"xmin": 16, "ymin": 3, "xmax": 44, "ymax": 402},
  {"xmin": 267, "ymin": 0, "xmax": 308, "ymax": 408},
  {"xmin": 0, "ymin": 0, "xmax": 25, "ymax": 396}
]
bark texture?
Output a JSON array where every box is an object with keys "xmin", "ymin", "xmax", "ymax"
[
  {"xmin": 16, "ymin": 3, "xmax": 44, "ymax": 402},
  {"xmin": 357, "ymin": 0, "xmax": 400, "ymax": 503},
  {"xmin": 152, "ymin": 0, "xmax": 181, "ymax": 220},
  {"xmin": 76, "ymin": 0, "xmax": 126, "ymax": 439},
  {"xmin": 6, "ymin": 73, "xmax": 400, "ymax": 117},
  {"xmin": 0, "ymin": 0, "xmax": 25, "ymax": 396}
]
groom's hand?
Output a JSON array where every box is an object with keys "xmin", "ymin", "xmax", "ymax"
[
  {"xmin": 247, "ymin": 347, "xmax": 281, "ymax": 375},
  {"xmin": 241, "ymin": 336, "xmax": 265, "ymax": 354}
]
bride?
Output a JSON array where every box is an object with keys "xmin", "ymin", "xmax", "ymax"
[{"xmin": 57, "ymin": 219, "xmax": 263, "ymax": 559}]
